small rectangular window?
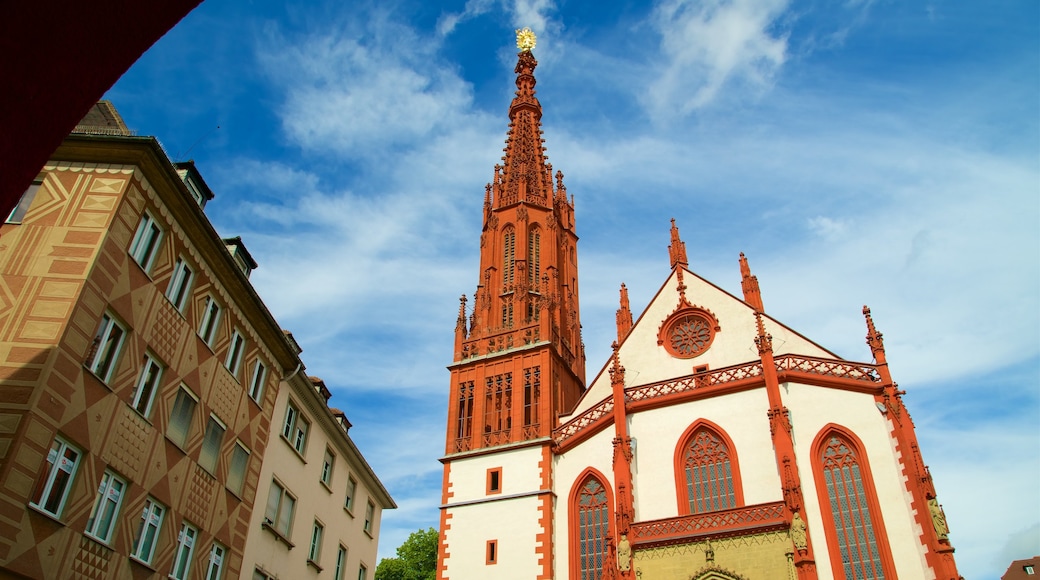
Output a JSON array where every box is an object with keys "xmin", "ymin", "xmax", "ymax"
[
  {"xmin": 321, "ymin": 448, "xmax": 335, "ymax": 486},
  {"xmin": 225, "ymin": 329, "xmax": 245, "ymax": 377},
  {"xmin": 265, "ymin": 480, "xmax": 296, "ymax": 537},
  {"xmin": 344, "ymin": 476, "xmax": 357, "ymax": 512},
  {"xmin": 205, "ymin": 542, "xmax": 227, "ymax": 580},
  {"xmin": 335, "ymin": 545, "xmax": 348, "ymax": 580},
  {"xmin": 6, "ymin": 178, "xmax": 42, "ymax": 224},
  {"xmin": 166, "ymin": 257, "xmax": 194, "ymax": 312},
  {"xmin": 129, "ymin": 212, "xmax": 163, "ymax": 272},
  {"xmin": 29, "ymin": 436, "xmax": 81, "ymax": 518},
  {"xmin": 132, "ymin": 353, "xmax": 163, "ymax": 417},
  {"xmin": 199, "ymin": 415, "xmax": 226, "ymax": 475},
  {"xmin": 308, "ymin": 520, "xmax": 324, "ymax": 564},
  {"xmin": 85, "ymin": 469, "xmax": 127, "ymax": 543},
  {"xmin": 486, "ymin": 467, "xmax": 502, "ymax": 494},
  {"xmin": 364, "ymin": 501, "xmax": 375, "ymax": 535},
  {"xmin": 87, "ymin": 312, "xmax": 126, "ymax": 383},
  {"xmin": 486, "ymin": 540, "xmax": 497, "ymax": 565},
  {"xmin": 131, "ymin": 498, "xmax": 166, "ymax": 564},
  {"xmin": 199, "ymin": 295, "xmax": 222, "ymax": 347},
  {"xmin": 227, "ymin": 442, "xmax": 250, "ymax": 496},
  {"xmin": 248, "ymin": 360, "xmax": 267, "ymax": 403},
  {"xmin": 282, "ymin": 401, "xmax": 309, "ymax": 455},
  {"xmin": 358, "ymin": 564, "xmax": 367, "ymax": 580},
  {"xmin": 168, "ymin": 386, "xmax": 198, "ymax": 448},
  {"xmin": 171, "ymin": 522, "xmax": 198, "ymax": 580}
]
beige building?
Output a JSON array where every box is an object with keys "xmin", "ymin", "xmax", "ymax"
[
  {"xmin": 0, "ymin": 102, "xmax": 393, "ymax": 579},
  {"xmin": 244, "ymin": 369, "xmax": 394, "ymax": 580}
]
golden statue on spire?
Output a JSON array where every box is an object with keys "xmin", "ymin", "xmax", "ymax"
[{"xmin": 516, "ymin": 27, "xmax": 536, "ymax": 52}]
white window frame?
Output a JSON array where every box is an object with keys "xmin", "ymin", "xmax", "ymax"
[
  {"xmin": 171, "ymin": 522, "xmax": 198, "ymax": 580},
  {"xmin": 7, "ymin": 178, "xmax": 42, "ymax": 223},
  {"xmin": 335, "ymin": 545, "xmax": 348, "ymax": 580},
  {"xmin": 131, "ymin": 497, "xmax": 166, "ymax": 564},
  {"xmin": 30, "ymin": 436, "xmax": 81, "ymax": 518},
  {"xmin": 364, "ymin": 501, "xmax": 375, "ymax": 535},
  {"xmin": 321, "ymin": 447, "xmax": 335, "ymax": 487},
  {"xmin": 198, "ymin": 295, "xmax": 222, "ymax": 347},
  {"xmin": 131, "ymin": 353, "xmax": 163, "ymax": 418},
  {"xmin": 358, "ymin": 564, "xmax": 367, "ymax": 580},
  {"xmin": 168, "ymin": 385, "xmax": 199, "ymax": 448},
  {"xmin": 85, "ymin": 469, "xmax": 127, "ymax": 543},
  {"xmin": 227, "ymin": 441, "xmax": 250, "ymax": 496},
  {"xmin": 282, "ymin": 401, "xmax": 309, "ymax": 455},
  {"xmin": 165, "ymin": 257, "xmax": 194, "ymax": 312},
  {"xmin": 264, "ymin": 480, "xmax": 296, "ymax": 537},
  {"xmin": 308, "ymin": 520, "xmax": 324, "ymax": 564},
  {"xmin": 225, "ymin": 329, "xmax": 245, "ymax": 377},
  {"xmin": 199, "ymin": 415, "xmax": 226, "ymax": 475},
  {"xmin": 205, "ymin": 541, "xmax": 227, "ymax": 580},
  {"xmin": 248, "ymin": 359, "xmax": 267, "ymax": 404},
  {"xmin": 344, "ymin": 476, "xmax": 357, "ymax": 513},
  {"xmin": 129, "ymin": 211, "xmax": 163, "ymax": 272},
  {"xmin": 87, "ymin": 312, "xmax": 126, "ymax": 383}
]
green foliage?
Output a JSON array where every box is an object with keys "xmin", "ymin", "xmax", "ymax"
[{"xmin": 374, "ymin": 527, "xmax": 438, "ymax": 580}]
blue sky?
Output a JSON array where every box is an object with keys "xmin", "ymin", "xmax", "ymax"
[{"xmin": 105, "ymin": 0, "xmax": 1038, "ymax": 576}]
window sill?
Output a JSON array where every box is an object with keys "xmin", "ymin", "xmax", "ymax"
[
  {"xmin": 129, "ymin": 555, "xmax": 158, "ymax": 572},
  {"xmin": 320, "ymin": 480, "xmax": 333, "ymax": 494},
  {"xmin": 82, "ymin": 532, "xmax": 115, "ymax": 551},
  {"xmin": 261, "ymin": 520, "xmax": 295, "ymax": 549},
  {"xmin": 343, "ymin": 506, "xmax": 355, "ymax": 519},
  {"xmin": 279, "ymin": 434, "xmax": 307, "ymax": 464},
  {"xmin": 164, "ymin": 434, "xmax": 190, "ymax": 456},
  {"xmin": 363, "ymin": 528, "xmax": 373, "ymax": 539},
  {"xmin": 81, "ymin": 366, "xmax": 115, "ymax": 392},
  {"xmin": 307, "ymin": 559, "xmax": 323, "ymax": 572},
  {"xmin": 27, "ymin": 503, "xmax": 67, "ymax": 526}
]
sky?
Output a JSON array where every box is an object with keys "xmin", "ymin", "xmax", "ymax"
[{"xmin": 105, "ymin": 0, "xmax": 1038, "ymax": 576}]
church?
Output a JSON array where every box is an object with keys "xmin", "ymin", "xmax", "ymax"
[{"xmin": 437, "ymin": 30, "xmax": 960, "ymax": 580}]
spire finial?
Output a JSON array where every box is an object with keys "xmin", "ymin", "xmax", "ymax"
[
  {"xmin": 616, "ymin": 283, "xmax": 633, "ymax": 343},
  {"xmin": 754, "ymin": 311, "xmax": 773, "ymax": 354},
  {"xmin": 739, "ymin": 252, "xmax": 764, "ymax": 312},
  {"xmin": 456, "ymin": 294, "xmax": 468, "ymax": 331},
  {"xmin": 863, "ymin": 305, "xmax": 886, "ymax": 359},
  {"xmin": 668, "ymin": 218, "xmax": 688, "ymax": 269},
  {"xmin": 516, "ymin": 27, "xmax": 537, "ymax": 52}
]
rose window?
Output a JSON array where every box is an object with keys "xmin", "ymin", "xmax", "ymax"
[{"xmin": 659, "ymin": 309, "xmax": 719, "ymax": 359}]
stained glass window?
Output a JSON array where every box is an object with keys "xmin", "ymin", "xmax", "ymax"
[
  {"xmin": 821, "ymin": 435, "xmax": 887, "ymax": 580},
  {"xmin": 575, "ymin": 476, "xmax": 609, "ymax": 580},
  {"xmin": 683, "ymin": 428, "xmax": 736, "ymax": 514}
]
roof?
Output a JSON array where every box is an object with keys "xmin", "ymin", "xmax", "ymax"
[
  {"xmin": 72, "ymin": 100, "xmax": 133, "ymax": 136},
  {"xmin": 1003, "ymin": 556, "xmax": 1040, "ymax": 579}
]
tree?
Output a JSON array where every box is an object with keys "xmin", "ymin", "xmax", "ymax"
[{"xmin": 375, "ymin": 527, "xmax": 438, "ymax": 580}]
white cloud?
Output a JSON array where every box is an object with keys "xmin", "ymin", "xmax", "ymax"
[{"xmin": 644, "ymin": 0, "xmax": 790, "ymax": 118}]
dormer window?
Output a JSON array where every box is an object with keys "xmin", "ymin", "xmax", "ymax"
[
  {"xmin": 223, "ymin": 237, "xmax": 257, "ymax": 279},
  {"xmin": 174, "ymin": 162, "xmax": 214, "ymax": 209}
]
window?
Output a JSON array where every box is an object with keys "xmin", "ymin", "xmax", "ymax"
[
  {"xmin": 168, "ymin": 386, "xmax": 198, "ymax": 448},
  {"xmin": 528, "ymin": 228, "xmax": 540, "ymax": 286},
  {"xmin": 171, "ymin": 522, "xmax": 198, "ymax": 580},
  {"xmin": 335, "ymin": 546, "xmax": 348, "ymax": 580},
  {"xmin": 225, "ymin": 329, "xmax": 245, "ymax": 377},
  {"xmin": 570, "ymin": 472, "xmax": 611, "ymax": 580},
  {"xmin": 7, "ymin": 178, "xmax": 42, "ymax": 223},
  {"xmin": 321, "ymin": 448, "xmax": 335, "ymax": 487},
  {"xmin": 131, "ymin": 353, "xmax": 163, "ymax": 417},
  {"xmin": 813, "ymin": 428, "xmax": 895, "ymax": 580},
  {"xmin": 486, "ymin": 540, "xmax": 498, "ymax": 565},
  {"xmin": 364, "ymin": 501, "xmax": 375, "ymax": 535},
  {"xmin": 129, "ymin": 212, "xmax": 163, "ymax": 272},
  {"xmin": 676, "ymin": 423, "xmax": 740, "ymax": 514},
  {"xmin": 1025, "ymin": 565, "xmax": 1035, "ymax": 575},
  {"xmin": 85, "ymin": 469, "xmax": 126, "ymax": 543},
  {"xmin": 486, "ymin": 467, "xmax": 502, "ymax": 494},
  {"xmin": 248, "ymin": 359, "xmax": 267, "ymax": 403},
  {"xmin": 227, "ymin": 442, "xmax": 250, "ymax": 496},
  {"xmin": 87, "ymin": 312, "xmax": 126, "ymax": 383},
  {"xmin": 282, "ymin": 401, "xmax": 309, "ymax": 455},
  {"xmin": 165, "ymin": 257, "xmax": 194, "ymax": 312},
  {"xmin": 502, "ymin": 227, "xmax": 515, "ymax": 288},
  {"xmin": 199, "ymin": 415, "xmax": 226, "ymax": 475},
  {"xmin": 344, "ymin": 476, "xmax": 357, "ymax": 512},
  {"xmin": 264, "ymin": 480, "xmax": 296, "ymax": 537},
  {"xmin": 358, "ymin": 564, "xmax": 367, "ymax": 580},
  {"xmin": 199, "ymin": 295, "xmax": 222, "ymax": 347},
  {"xmin": 131, "ymin": 498, "xmax": 165, "ymax": 564},
  {"xmin": 308, "ymin": 520, "xmax": 324, "ymax": 564},
  {"xmin": 29, "ymin": 436, "xmax": 81, "ymax": 518},
  {"xmin": 205, "ymin": 542, "xmax": 226, "ymax": 580}
]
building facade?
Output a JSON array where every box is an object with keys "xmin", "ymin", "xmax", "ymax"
[
  {"xmin": 437, "ymin": 34, "xmax": 960, "ymax": 580},
  {"xmin": 0, "ymin": 102, "xmax": 392, "ymax": 579},
  {"xmin": 244, "ymin": 369, "xmax": 395, "ymax": 580}
]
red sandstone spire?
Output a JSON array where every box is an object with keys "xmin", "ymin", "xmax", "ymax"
[
  {"xmin": 739, "ymin": 252, "xmax": 764, "ymax": 312},
  {"xmin": 668, "ymin": 218, "xmax": 688, "ymax": 269},
  {"xmin": 863, "ymin": 305, "xmax": 893, "ymax": 385},
  {"xmin": 616, "ymin": 283, "xmax": 633, "ymax": 343}
]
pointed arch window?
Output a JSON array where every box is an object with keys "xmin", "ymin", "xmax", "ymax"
[
  {"xmin": 813, "ymin": 427, "xmax": 895, "ymax": 580},
  {"xmin": 570, "ymin": 471, "xmax": 611, "ymax": 580},
  {"xmin": 674, "ymin": 422, "xmax": 743, "ymax": 515},
  {"xmin": 502, "ymin": 227, "xmax": 515, "ymax": 289},
  {"xmin": 527, "ymin": 227, "xmax": 541, "ymax": 287}
]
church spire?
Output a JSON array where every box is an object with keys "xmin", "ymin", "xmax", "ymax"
[
  {"xmin": 739, "ymin": 252, "xmax": 764, "ymax": 312},
  {"xmin": 616, "ymin": 283, "xmax": 633, "ymax": 343},
  {"xmin": 668, "ymin": 218, "xmax": 688, "ymax": 269}
]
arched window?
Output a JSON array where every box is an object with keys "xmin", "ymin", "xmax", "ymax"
[
  {"xmin": 527, "ymin": 227, "xmax": 541, "ymax": 286},
  {"xmin": 674, "ymin": 421, "xmax": 743, "ymax": 514},
  {"xmin": 502, "ymin": 227, "xmax": 515, "ymax": 288},
  {"xmin": 569, "ymin": 470, "xmax": 612, "ymax": 580},
  {"xmin": 812, "ymin": 426, "xmax": 896, "ymax": 580}
]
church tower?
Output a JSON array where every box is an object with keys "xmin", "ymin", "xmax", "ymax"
[{"xmin": 439, "ymin": 29, "xmax": 584, "ymax": 579}]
